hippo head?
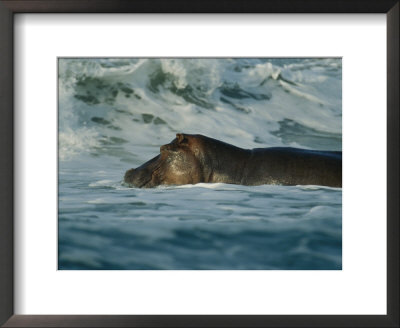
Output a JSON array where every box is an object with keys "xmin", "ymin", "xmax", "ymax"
[{"xmin": 124, "ymin": 134, "xmax": 206, "ymax": 188}]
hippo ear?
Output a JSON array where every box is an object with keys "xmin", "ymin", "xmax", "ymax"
[{"xmin": 176, "ymin": 133, "xmax": 188, "ymax": 144}]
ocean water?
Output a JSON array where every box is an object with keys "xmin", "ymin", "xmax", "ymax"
[{"xmin": 58, "ymin": 58, "xmax": 342, "ymax": 270}]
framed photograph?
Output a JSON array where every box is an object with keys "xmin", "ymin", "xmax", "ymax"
[{"xmin": 1, "ymin": 1, "xmax": 398, "ymax": 327}]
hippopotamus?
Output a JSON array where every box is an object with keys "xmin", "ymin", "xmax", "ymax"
[{"xmin": 124, "ymin": 133, "xmax": 342, "ymax": 188}]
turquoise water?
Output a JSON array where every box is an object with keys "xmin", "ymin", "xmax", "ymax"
[{"xmin": 58, "ymin": 58, "xmax": 342, "ymax": 270}]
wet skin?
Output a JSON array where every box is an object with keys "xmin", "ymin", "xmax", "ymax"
[{"xmin": 124, "ymin": 133, "xmax": 342, "ymax": 188}]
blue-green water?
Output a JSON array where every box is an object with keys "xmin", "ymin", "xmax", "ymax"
[{"xmin": 58, "ymin": 58, "xmax": 342, "ymax": 270}]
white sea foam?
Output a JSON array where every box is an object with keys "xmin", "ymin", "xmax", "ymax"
[{"xmin": 88, "ymin": 180, "xmax": 114, "ymax": 187}]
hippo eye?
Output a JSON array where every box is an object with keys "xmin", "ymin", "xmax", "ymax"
[
  {"xmin": 176, "ymin": 133, "xmax": 189, "ymax": 145},
  {"xmin": 160, "ymin": 143, "xmax": 181, "ymax": 153},
  {"xmin": 180, "ymin": 137, "xmax": 189, "ymax": 144}
]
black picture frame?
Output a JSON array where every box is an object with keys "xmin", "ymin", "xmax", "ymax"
[{"xmin": 0, "ymin": 1, "xmax": 398, "ymax": 327}]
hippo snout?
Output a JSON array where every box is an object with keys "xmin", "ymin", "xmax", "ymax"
[
  {"xmin": 124, "ymin": 168, "xmax": 136, "ymax": 184},
  {"xmin": 124, "ymin": 166, "xmax": 154, "ymax": 188},
  {"xmin": 124, "ymin": 155, "xmax": 161, "ymax": 188},
  {"xmin": 124, "ymin": 167, "xmax": 146, "ymax": 187}
]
